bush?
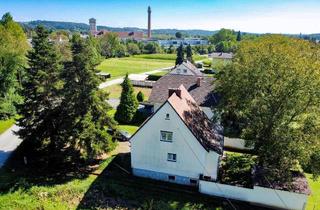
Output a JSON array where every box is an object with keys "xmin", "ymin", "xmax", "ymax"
[
  {"xmin": 136, "ymin": 91, "xmax": 144, "ymax": 102},
  {"xmin": 202, "ymin": 59, "xmax": 212, "ymax": 67},
  {"xmin": 147, "ymin": 74, "xmax": 162, "ymax": 81},
  {"xmin": 196, "ymin": 63, "xmax": 203, "ymax": 68},
  {"xmin": 202, "ymin": 69, "xmax": 216, "ymax": 74}
]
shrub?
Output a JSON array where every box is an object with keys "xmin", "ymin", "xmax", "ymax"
[
  {"xmin": 202, "ymin": 59, "xmax": 212, "ymax": 67},
  {"xmin": 147, "ymin": 74, "xmax": 162, "ymax": 81},
  {"xmin": 136, "ymin": 91, "xmax": 144, "ymax": 102}
]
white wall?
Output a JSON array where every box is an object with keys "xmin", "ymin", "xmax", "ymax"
[
  {"xmin": 131, "ymin": 102, "xmax": 220, "ymax": 180},
  {"xmin": 224, "ymin": 137, "xmax": 254, "ymax": 151},
  {"xmin": 170, "ymin": 65, "xmax": 195, "ymax": 76},
  {"xmin": 199, "ymin": 181, "xmax": 308, "ymax": 210}
]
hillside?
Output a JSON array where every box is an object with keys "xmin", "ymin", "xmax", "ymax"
[{"xmin": 20, "ymin": 20, "xmax": 217, "ymax": 37}]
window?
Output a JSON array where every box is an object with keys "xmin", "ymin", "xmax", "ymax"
[
  {"xmin": 183, "ymin": 69, "xmax": 187, "ymax": 73},
  {"xmin": 160, "ymin": 131, "xmax": 173, "ymax": 142},
  {"xmin": 165, "ymin": 113, "xmax": 170, "ymax": 120},
  {"xmin": 190, "ymin": 179, "xmax": 197, "ymax": 184},
  {"xmin": 168, "ymin": 175, "xmax": 175, "ymax": 181},
  {"xmin": 167, "ymin": 153, "xmax": 177, "ymax": 162}
]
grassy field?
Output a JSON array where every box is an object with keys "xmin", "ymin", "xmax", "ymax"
[
  {"xmin": 107, "ymin": 109, "xmax": 139, "ymax": 135},
  {"xmin": 0, "ymin": 118, "xmax": 15, "ymax": 134},
  {"xmin": 103, "ymin": 84, "xmax": 152, "ymax": 100},
  {"xmin": 0, "ymin": 152, "xmax": 266, "ymax": 210},
  {"xmin": 307, "ymin": 174, "xmax": 320, "ymax": 209},
  {"xmin": 96, "ymin": 56, "xmax": 173, "ymax": 79},
  {"xmin": 96, "ymin": 54, "xmax": 207, "ymax": 79}
]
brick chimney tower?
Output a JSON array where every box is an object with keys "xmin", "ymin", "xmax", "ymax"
[{"xmin": 147, "ymin": 6, "xmax": 152, "ymax": 39}]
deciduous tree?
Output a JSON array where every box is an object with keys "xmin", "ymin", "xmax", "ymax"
[{"xmin": 216, "ymin": 35, "xmax": 320, "ymax": 181}]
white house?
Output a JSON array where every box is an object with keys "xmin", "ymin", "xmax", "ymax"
[
  {"xmin": 131, "ymin": 85, "xmax": 223, "ymax": 185},
  {"xmin": 169, "ymin": 61, "xmax": 203, "ymax": 76}
]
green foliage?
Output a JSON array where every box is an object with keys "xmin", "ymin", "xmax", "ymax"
[
  {"xmin": 126, "ymin": 42, "xmax": 140, "ymax": 55},
  {"xmin": 175, "ymin": 44, "xmax": 184, "ymax": 65},
  {"xmin": 0, "ymin": 117, "xmax": 15, "ymax": 134},
  {"xmin": 0, "ymin": 13, "xmax": 28, "ymax": 119},
  {"xmin": 143, "ymin": 42, "xmax": 162, "ymax": 54},
  {"xmin": 186, "ymin": 44, "xmax": 194, "ymax": 63},
  {"xmin": 136, "ymin": 91, "xmax": 145, "ymax": 102},
  {"xmin": 217, "ymin": 35, "xmax": 320, "ymax": 181},
  {"xmin": 99, "ymin": 32, "xmax": 122, "ymax": 58},
  {"xmin": 61, "ymin": 34, "xmax": 116, "ymax": 159},
  {"xmin": 220, "ymin": 153, "xmax": 256, "ymax": 187},
  {"xmin": 202, "ymin": 58, "xmax": 212, "ymax": 67},
  {"xmin": 17, "ymin": 25, "xmax": 63, "ymax": 150},
  {"xmin": 115, "ymin": 74, "xmax": 138, "ymax": 124},
  {"xmin": 210, "ymin": 29, "xmax": 238, "ymax": 52},
  {"xmin": 236, "ymin": 30, "xmax": 241, "ymax": 41},
  {"xmin": 175, "ymin": 31, "xmax": 182, "ymax": 39}
]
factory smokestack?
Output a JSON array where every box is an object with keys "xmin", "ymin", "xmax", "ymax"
[{"xmin": 147, "ymin": 6, "xmax": 152, "ymax": 39}]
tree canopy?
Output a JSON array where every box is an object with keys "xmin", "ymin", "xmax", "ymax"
[
  {"xmin": 0, "ymin": 13, "xmax": 28, "ymax": 119},
  {"xmin": 175, "ymin": 44, "xmax": 184, "ymax": 65},
  {"xmin": 216, "ymin": 35, "xmax": 320, "ymax": 181}
]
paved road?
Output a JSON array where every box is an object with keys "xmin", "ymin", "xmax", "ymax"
[
  {"xmin": 0, "ymin": 125, "xmax": 22, "ymax": 167},
  {"xmin": 99, "ymin": 66, "xmax": 173, "ymax": 89}
]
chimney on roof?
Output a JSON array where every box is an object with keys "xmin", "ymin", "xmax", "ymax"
[
  {"xmin": 196, "ymin": 77, "xmax": 202, "ymax": 87},
  {"xmin": 168, "ymin": 88, "xmax": 182, "ymax": 98}
]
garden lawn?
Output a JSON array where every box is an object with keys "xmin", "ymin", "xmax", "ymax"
[
  {"xmin": 107, "ymin": 109, "xmax": 139, "ymax": 135},
  {"xmin": 0, "ymin": 118, "xmax": 15, "ymax": 134},
  {"xmin": 104, "ymin": 84, "xmax": 152, "ymax": 100},
  {"xmin": 133, "ymin": 53, "xmax": 206, "ymax": 61},
  {"xmin": 96, "ymin": 56, "xmax": 173, "ymax": 79},
  {"xmin": 306, "ymin": 174, "xmax": 320, "ymax": 210}
]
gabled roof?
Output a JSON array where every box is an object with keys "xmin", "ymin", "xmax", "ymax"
[
  {"xmin": 167, "ymin": 85, "xmax": 223, "ymax": 154},
  {"xmin": 171, "ymin": 61, "xmax": 202, "ymax": 76},
  {"xmin": 148, "ymin": 74, "xmax": 219, "ymax": 107}
]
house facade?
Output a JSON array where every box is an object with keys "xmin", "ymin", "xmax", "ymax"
[
  {"xmin": 131, "ymin": 85, "xmax": 223, "ymax": 185},
  {"xmin": 169, "ymin": 61, "xmax": 203, "ymax": 76}
]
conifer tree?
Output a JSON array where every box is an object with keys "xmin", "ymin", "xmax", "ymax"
[
  {"xmin": 236, "ymin": 30, "xmax": 241, "ymax": 41},
  {"xmin": 17, "ymin": 26, "xmax": 62, "ymax": 149},
  {"xmin": 61, "ymin": 34, "xmax": 116, "ymax": 159},
  {"xmin": 175, "ymin": 44, "xmax": 184, "ymax": 65},
  {"xmin": 115, "ymin": 74, "xmax": 138, "ymax": 124},
  {"xmin": 186, "ymin": 44, "xmax": 194, "ymax": 63}
]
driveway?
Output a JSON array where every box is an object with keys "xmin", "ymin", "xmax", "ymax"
[{"xmin": 0, "ymin": 125, "xmax": 22, "ymax": 167}]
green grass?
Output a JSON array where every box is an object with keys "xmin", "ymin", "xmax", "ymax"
[
  {"xmin": 0, "ymin": 118, "xmax": 15, "ymax": 134},
  {"xmin": 96, "ymin": 56, "xmax": 174, "ymax": 79},
  {"xmin": 133, "ymin": 53, "xmax": 206, "ymax": 61},
  {"xmin": 107, "ymin": 109, "xmax": 139, "ymax": 135},
  {"xmin": 0, "ymin": 156, "xmax": 115, "ymax": 210},
  {"xmin": 96, "ymin": 54, "xmax": 207, "ymax": 79},
  {"xmin": 103, "ymin": 84, "xmax": 152, "ymax": 100},
  {"xmin": 306, "ymin": 174, "xmax": 320, "ymax": 210}
]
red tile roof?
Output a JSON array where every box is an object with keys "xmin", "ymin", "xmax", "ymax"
[{"xmin": 167, "ymin": 85, "xmax": 223, "ymax": 154}]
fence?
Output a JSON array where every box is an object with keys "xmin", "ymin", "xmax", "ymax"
[
  {"xmin": 199, "ymin": 180, "xmax": 308, "ymax": 210},
  {"xmin": 131, "ymin": 80, "xmax": 155, "ymax": 88}
]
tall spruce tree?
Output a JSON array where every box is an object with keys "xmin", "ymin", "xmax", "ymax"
[
  {"xmin": 61, "ymin": 34, "xmax": 116, "ymax": 159},
  {"xmin": 236, "ymin": 30, "xmax": 241, "ymax": 41},
  {"xmin": 17, "ymin": 26, "xmax": 62, "ymax": 150},
  {"xmin": 115, "ymin": 74, "xmax": 138, "ymax": 124},
  {"xmin": 186, "ymin": 44, "xmax": 194, "ymax": 63},
  {"xmin": 175, "ymin": 44, "xmax": 184, "ymax": 65}
]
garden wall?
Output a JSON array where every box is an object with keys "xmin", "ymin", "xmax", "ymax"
[
  {"xmin": 223, "ymin": 137, "xmax": 254, "ymax": 151},
  {"xmin": 199, "ymin": 180, "xmax": 308, "ymax": 210}
]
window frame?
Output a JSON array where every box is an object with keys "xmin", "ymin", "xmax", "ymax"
[
  {"xmin": 167, "ymin": 153, "xmax": 177, "ymax": 162},
  {"xmin": 160, "ymin": 130, "xmax": 173, "ymax": 142}
]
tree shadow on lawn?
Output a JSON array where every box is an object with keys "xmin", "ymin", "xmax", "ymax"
[
  {"xmin": 0, "ymin": 140, "xmax": 102, "ymax": 194},
  {"xmin": 77, "ymin": 153, "xmax": 272, "ymax": 210}
]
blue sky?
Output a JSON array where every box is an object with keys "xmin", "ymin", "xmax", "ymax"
[{"xmin": 1, "ymin": 0, "xmax": 320, "ymax": 34}]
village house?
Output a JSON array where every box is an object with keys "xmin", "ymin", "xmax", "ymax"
[
  {"xmin": 147, "ymin": 61, "xmax": 218, "ymax": 118},
  {"xmin": 131, "ymin": 85, "xmax": 224, "ymax": 185}
]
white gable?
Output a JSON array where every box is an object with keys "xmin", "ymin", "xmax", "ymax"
[{"xmin": 131, "ymin": 101, "xmax": 220, "ymax": 181}]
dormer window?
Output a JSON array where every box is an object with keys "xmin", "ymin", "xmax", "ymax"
[{"xmin": 165, "ymin": 113, "xmax": 170, "ymax": 120}]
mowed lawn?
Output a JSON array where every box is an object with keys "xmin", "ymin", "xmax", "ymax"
[
  {"xmin": 0, "ymin": 118, "xmax": 15, "ymax": 134},
  {"xmin": 96, "ymin": 54, "xmax": 207, "ymax": 79},
  {"xmin": 96, "ymin": 56, "xmax": 173, "ymax": 79},
  {"xmin": 103, "ymin": 84, "xmax": 152, "ymax": 100},
  {"xmin": 307, "ymin": 174, "xmax": 320, "ymax": 210}
]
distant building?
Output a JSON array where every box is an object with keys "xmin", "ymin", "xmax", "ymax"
[
  {"xmin": 158, "ymin": 38, "xmax": 209, "ymax": 47},
  {"xmin": 89, "ymin": 18, "xmax": 144, "ymax": 40},
  {"xmin": 89, "ymin": 18, "xmax": 97, "ymax": 34}
]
